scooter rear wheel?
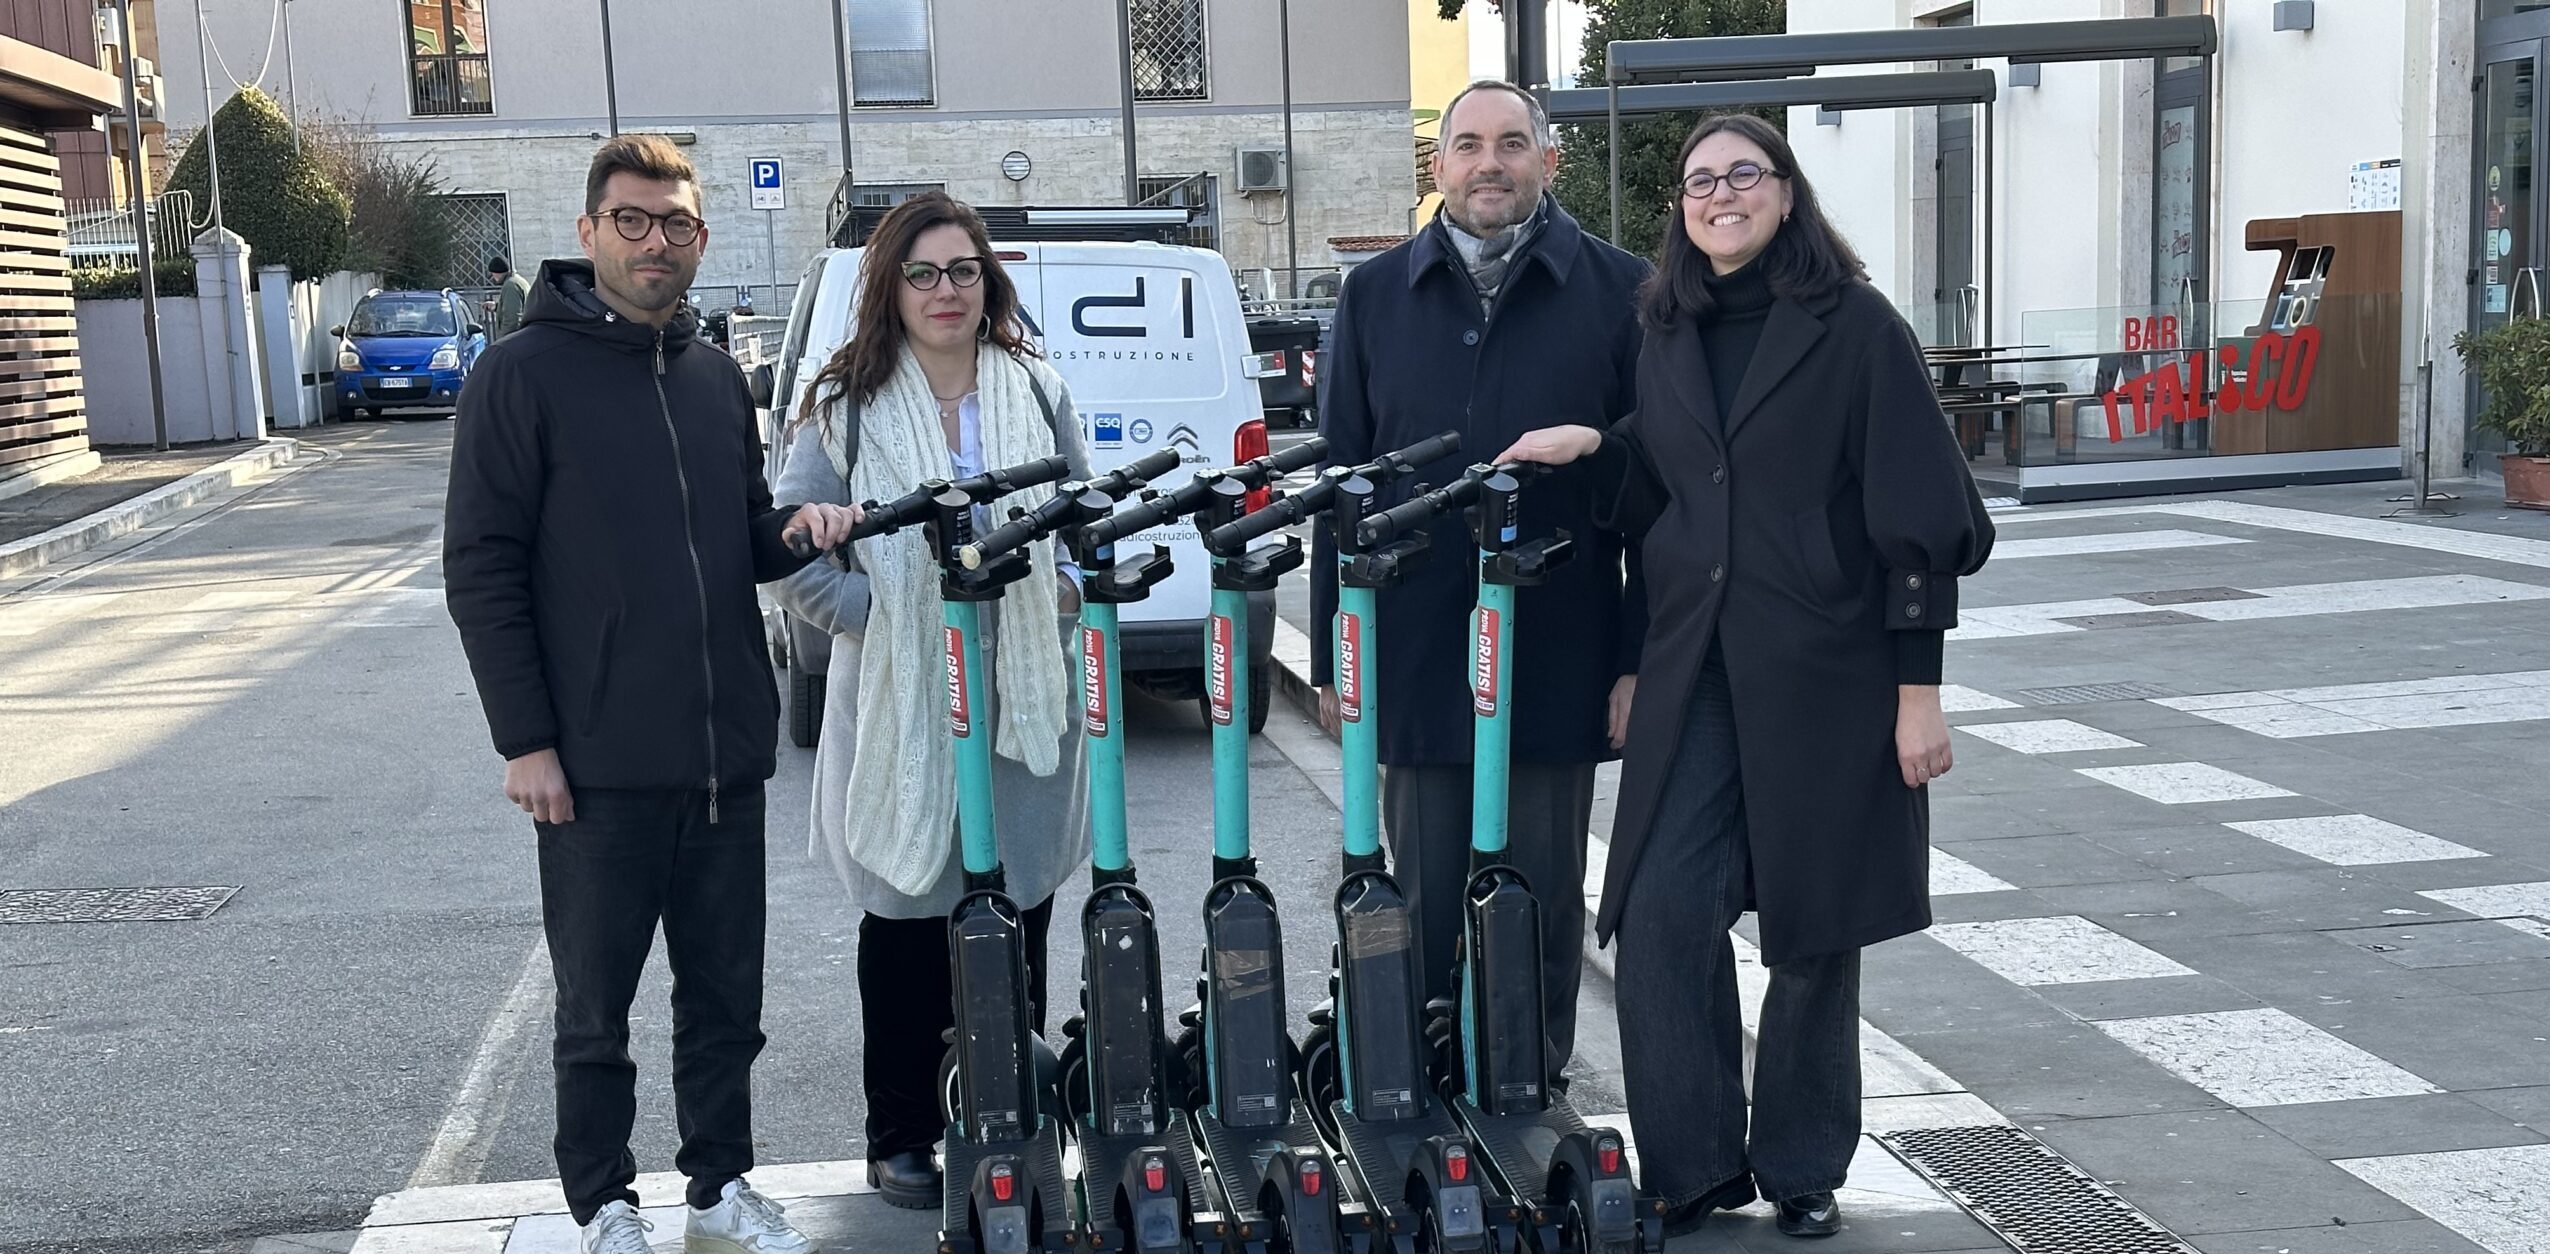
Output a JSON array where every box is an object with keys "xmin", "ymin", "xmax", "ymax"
[{"xmin": 1296, "ymin": 1019, "xmax": 1343, "ymax": 1144}]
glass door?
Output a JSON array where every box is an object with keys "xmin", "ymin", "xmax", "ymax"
[{"xmin": 2472, "ymin": 40, "xmax": 2543, "ymax": 462}]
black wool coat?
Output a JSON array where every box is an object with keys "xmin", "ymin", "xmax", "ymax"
[
  {"xmin": 1311, "ymin": 201, "xmax": 1651, "ymax": 766},
  {"xmin": 1589, "ymin": 280, "xmax": 1994, "ymax": 966}
]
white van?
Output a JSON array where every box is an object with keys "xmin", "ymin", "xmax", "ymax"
[{"xmin": 757, "ymin": 240, "xmax": 1280, "ymax": 747}]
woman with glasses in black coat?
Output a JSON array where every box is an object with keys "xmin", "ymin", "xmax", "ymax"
[{"xmin": 1500, "ymin": 114, "xmax": 1993, "ymax": 1240}]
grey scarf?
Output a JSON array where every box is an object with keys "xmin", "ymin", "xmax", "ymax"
[{"xmin": 1443, "ymin": 203, "xmax": 1545, "ymax": 316}]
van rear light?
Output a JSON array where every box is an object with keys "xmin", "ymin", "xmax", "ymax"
[
  {"xmin": 1235, "ymin": 418, "xmax": 1273, "ymax": 513},
  {"xmin": 996, "ymin": 250, "xmax": 1028, "ymax": 261}
]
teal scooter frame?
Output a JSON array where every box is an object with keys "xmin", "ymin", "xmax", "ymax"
[{"xmin": 1355, "ymin": 464, "xmax": 1660, "ymax": 1254}]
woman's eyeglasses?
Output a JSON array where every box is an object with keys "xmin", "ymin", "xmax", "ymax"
[
  {"xmin": 1680, "ymin": 162, "xmax": 1785, "ymax": 199},
  {"xmin": 902, "ymin": 258, "xmax": 988, "ymax": 291},
  {"xmin": 592, "ymin": 207, "xmax": 705, "ymax": 246}
]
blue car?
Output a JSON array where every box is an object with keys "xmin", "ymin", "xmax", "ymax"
[{"xmin": 332, "ymin": 289, "xmax": 486, "ymax": 419}]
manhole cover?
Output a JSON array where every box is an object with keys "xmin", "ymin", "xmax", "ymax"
[
  {"xmin": 2049, "ymin": 611, "xmax": 2210, "ymax": 631},
  {"xmin": 0, "ymin": 886, "xmax": 238, "ymax": 924},
  {"xmin": 1880, "ymin": 1124, "xmax": 2193, "ymax": 1253},
  {"xmin": 2122, "ymin": 586, "xmax": 2262, "ymax": 606},
  {"xmin": 2014, "ymin": 682, "xmax": 2181, "ymax": 705}
]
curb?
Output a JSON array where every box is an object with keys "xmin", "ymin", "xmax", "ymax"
[{"xmin": 0, "ymin": 438, "xmax": 302, "ymax": 581}]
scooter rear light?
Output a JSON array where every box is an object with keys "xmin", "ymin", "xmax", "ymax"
[
  {"xmin": 1445, "ymin": 1146, "xmax": 1470, "ymax": 1183},
  {"xmin": 991, "ymin": 1163, "xmax": 1016, "ymax": 1202},
  {"xmin": 1144, "ymin": 1157, "xmax": 1167, "ymax": 1193},
  {"xmin": 1598, "ymin": 1139, "xmax": 1622, "ymax": 1176},
  {"xmin": 1300, "ymin": 1159, "xmax": 1323, "ymax": 1196},
  {"xmin": 1235, "ymin": 419, "xmax": 1272, "ymax": 513}
]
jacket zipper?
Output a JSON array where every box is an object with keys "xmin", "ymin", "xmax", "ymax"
[{"xmin": 651, "ymin": 328, "xmax": 723, "ymax": 825}]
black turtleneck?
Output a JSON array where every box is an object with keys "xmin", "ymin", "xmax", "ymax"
[{"xmin": 1698, "ymin": 261, "xmax": 1775, "ymax": 425}]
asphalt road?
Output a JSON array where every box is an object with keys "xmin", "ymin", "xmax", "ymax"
[{"xmin": 0, "ymin": 421, "xmax": 1424, "ymax": 1253}]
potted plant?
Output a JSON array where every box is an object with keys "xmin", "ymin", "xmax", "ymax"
[{"xmin": 2454, "ymin": 317, "xmax": 2550, "ymax": 509}]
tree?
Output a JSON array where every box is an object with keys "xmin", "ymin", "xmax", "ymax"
[
  {"xmin": 302, "ymin": 117, "xmax": 459, "ymax": 291},
  {"xmin": 165, "ymin": 86, "xmax": 352, "ymax": 282},
  {"xmin": 1551, "ymin": 0, "xmax": 1786, "ymax": 258}
]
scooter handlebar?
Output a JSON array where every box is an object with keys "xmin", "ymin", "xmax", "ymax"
[
  {"xmin": 1354, "ymin": 468, "xmax": 1486, "ymax": 548},
  {"xmin": 782, "ymin": 454, "xmax": 1071, "ymax": 561},
  {"xmin": 957, "ymin": 449, "xmax": 1183, "ymax": 569}
]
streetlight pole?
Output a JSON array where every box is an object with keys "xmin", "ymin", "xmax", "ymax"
[
  {"xmin": 114, "ymin": 0, "xmax": 167, "ymax": 451},
  {"xmin": 189, "ymin": 0, "xmax": 225, "ymax": 241},
  {"xmin": 829, "ymin": 0, "xmax": 854, "ymax": 186},
  {"xmin": 190, "ymin": 0, "xmax": 242, "ymax": 439},
  {"xmin": 599, "ymin": 0, "xmax": 620, "ymax": 134},
  {"xmin": 280, "ymin": 0, "xmax": 299, "ymax": 152},
  {"xmin": 1117, "ymin": 0, "xmax": 1138, "ymax": 205},
  {"xmin": 1278, "ymin": 0, "xmax": 1298, "ymax": 297}
]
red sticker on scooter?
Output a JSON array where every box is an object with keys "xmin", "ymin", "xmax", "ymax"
[
  {"xmin": 1081, "ymin": 625, "xmax": 1109, "ymax": 739},
  {"xmin": 945, "ymin": 624, "xmax": 971, "ymax": 738},
  {"xmin": 1471, "ymin": 607, "xmax": 1500, "ymax": 717},
  {"xmin": 1207, "ymin": 613, "xmax": 1235, "ymax": 727},
  {"xmin": 1338, "ymin": 613, "xmax": 1365, "ymax": 724}
]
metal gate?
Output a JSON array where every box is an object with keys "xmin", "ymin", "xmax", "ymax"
[{"xmin": 438, "ymin": 193, "xmax": 512, "ymax": 290}]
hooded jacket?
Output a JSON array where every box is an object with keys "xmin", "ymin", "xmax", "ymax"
[{"xmin": 444, "ymin": 259, "xmax": 810, "ymax": 807}]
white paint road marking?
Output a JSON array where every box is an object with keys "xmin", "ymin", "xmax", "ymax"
[
  {"xmin": 1996, "ymin": 498, "xmax": 2550, "ymax": 571},
  {"xmin": 2095, "ymin": 1008, "xmax": 2443, "ymax": 1107},
  {"xmin": 2076, "ymin": 762, "xmax": 2297, "ymax": 804},
  {"xmin": 1953, "ymin": 574, "xmax": 2550, "ymax": 641},
  {"xmin": 2420, "ymin": 882, "xmax": 2550, "ymax": 946},
  {"xmin": 1929, "ymin": 916, "xmax": 2197, "ymax": 985},
  {"xmin": 1930, "ymin": 849, "xmax": 2018, "ymax": 896},
  {"xmin": 1955, "ymin": 718, "xmax": 2144, "ymax": 755},
  {"xmin": 406, "ymin": 938, "xmax": 553, "ymax": 1191},
  {"xmin": 1938, "ymin": 684, "xmax": 2021, "ymax": 713},
  {"xmin": 2158, "ymin": 671, "xmax": 2550, "ymax": 738},
  {"xmin": 2338, "ymin": 1144, "xmax": 2550, "ymax": 1254},
  {"xmin": 2225, "ymin": 815, "xmax": 2486, "ymax": 866},
  {"xmin": 1986, "ymin": 528, "xmax": 2248, "ymax": 560}
]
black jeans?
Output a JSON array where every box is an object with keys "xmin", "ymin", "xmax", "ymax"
[
  {"xmin": 1614, "ymin": 655, "xmax": 1861, "ymax": 1205},
  {"xmin": 1383, "ymin": 761, "xmax": 1596, "ymax": 1077},
  {"xmin": 858, "ymin": 895, "xmax": 1056, "ymax": 1160},
  {"xmin": 536, "ymin": 782, "xmax": 768, "ymax": 1224}
]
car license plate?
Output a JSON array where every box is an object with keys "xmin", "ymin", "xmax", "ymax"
[{"xmin": 381, "ymin": 377, "xmax": 419, "ymax": 389}]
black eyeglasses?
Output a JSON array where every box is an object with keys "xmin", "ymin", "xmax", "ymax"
[
  {"xmin": 901, "ymin": 257, "xmax": 988, "ymax": 291},
  {"xmin": 1680, "ymin": 162, "xmax": 1785, "ymax": 199},
  {"xmin": 592, "ymin": 206, "xmax": 705, "ymax": 246}
]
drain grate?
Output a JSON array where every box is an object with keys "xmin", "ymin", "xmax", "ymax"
[
  {"xmin": 2014, "ymin": 682, "xmax": 2181, "ymax": 705},
  {"xmin": 2121, "ymin": 586, "xmax": 2263, "ymax": 607},
  {"xmin": 1880, "ymin": 1124, "xmax": 2194, "ymax": 1253},
  {"xmin": 2049, "ymin": 611, "xmax": 2209, "ymax": 631},
  {"xmin": 0, "ymin": 886, "xmax": 238, "ymax": 924}
]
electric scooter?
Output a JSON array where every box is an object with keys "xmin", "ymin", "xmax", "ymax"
[
  {"xmin": 955, "ymin": 446, "xmax": 1209, "ymax": 1254},
  {"xmin": 1208, "ymin": 432, "xmax": 1524, "ymax": 1254},
  {"xmin": 1356, "ymin": 464, "xmax": 1658, "ymax": 1254}
]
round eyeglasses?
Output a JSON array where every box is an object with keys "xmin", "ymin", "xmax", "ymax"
[
  {"xmin": 1680, "ymin": 162, "xmax": 1785, "ymax": 200},
  {"xmin": 902, "ymin": 258, "xmax": 988, "ymax": 291},
  {"xmin": 593, "ymin": 207, "xmax": 704, "ymax": 246}
]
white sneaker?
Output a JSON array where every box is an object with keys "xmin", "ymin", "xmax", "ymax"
[
  {"xmin": 686, "ymin": 1179, "xmax": 813, "ymax": 1254},
  {"xmin": 580, "ymin": 1200, "xmax": 655, "ymax": 1254}
]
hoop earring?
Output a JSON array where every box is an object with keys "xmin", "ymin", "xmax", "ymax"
[{"xmin": 977, "ymin": 317, "xmax": 993, "ymax": 342}]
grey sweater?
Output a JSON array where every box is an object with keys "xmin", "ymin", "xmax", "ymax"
[{"xmin": 766, "ymin": 364, "xmax": 1095, "ymax": 919}]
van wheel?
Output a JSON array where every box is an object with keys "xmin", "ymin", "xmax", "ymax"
[
  {"xmin": 789, "ymin": 669, "xmax": 824, "ymax": 748},
  {"xmin": 1249, "ymin": 666, "xmax": 1271, "ymax": 735}
]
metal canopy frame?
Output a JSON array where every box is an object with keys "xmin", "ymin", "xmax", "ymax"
[{"xmin": 1588, "ymin": 15, "xmax": 2218, "ymax": 347}]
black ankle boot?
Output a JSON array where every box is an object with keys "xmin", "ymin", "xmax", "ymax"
[
  {"xmin": 867, "ymin": 1150, "xmax": 941, "ymax": 1210},
  {"xmin": 1775, "ymin": 1191, "xmax": 1840, "ymax": 1238},
  {"xmin": 1659, "ymin": 1172, "xmax": 1757, "ymax": 1237}
]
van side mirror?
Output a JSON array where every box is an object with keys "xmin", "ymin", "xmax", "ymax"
[
  {"xmin": 748, "ymin": 363, "xmax": 775, "ymax": 408},
  {"xmin": 329, "ymin": 325, "xmax": 346, "ymax": 338}
]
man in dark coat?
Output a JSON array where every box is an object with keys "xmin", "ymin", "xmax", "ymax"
[{"xmin": 1310, "ymin": 80, "xmax": 1649, "ymax": 1081}]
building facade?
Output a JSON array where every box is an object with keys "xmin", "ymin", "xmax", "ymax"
[
  {"xmin": 1782, "ymin": 0, "xmax": 2492, "ymax": 495},
  {"xmin": 0, "ymin": 0, "xmax": 125, "ymax": 477},
  {"xmin": 156, "ymin": 0, "xmax": 1414, "ymax": 303}
]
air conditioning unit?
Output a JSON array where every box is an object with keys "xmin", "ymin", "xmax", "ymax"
[
  {"xmin": 135, "ymin": 59, "xmax": 162, "ymax": 119},
  {"xmin": 1235, "ymin": 145, "xmax": 1288, "ymax": 194}
]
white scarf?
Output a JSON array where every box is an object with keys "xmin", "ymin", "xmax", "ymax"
[{"xmin": 821, "ymin": 346, "xmax": 1073, "ymax": 896}]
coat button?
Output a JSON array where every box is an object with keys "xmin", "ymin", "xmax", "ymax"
[
  {"xmin": 1905, "ymin": 603, "xmax": 1923, "ymax": 620},
  {"xmin": 1711, "ymin": 465, "xmax": 1726, "ymax": 484},
  {"xmin": 1906, "ymin": 574, "xmax": 1923, "ymax": 590},
  {"xmin": 1711, "ymin": 564, "xmax": 1725, "ymax": 582},
  {"xmin": 1462, "ymin": 329, "xmax": 1480, "ymax": 346}
]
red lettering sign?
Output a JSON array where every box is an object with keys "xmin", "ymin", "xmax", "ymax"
[
  {"xmin": 1471, "ymin": 607, "xmax": 1501, "ymax": 718},
  {"xmin": 945, "ymin": 625, "xmax": 970, "ymax": 739},
  {"xmin": 2099, "ymin": 326, "xmax": 2322, "ymax": 443},
  {"xmin": 1338, "ymin": 612, "xmax": 1365, "ymax": 724},
  {"xmin": 1206, "ymin": 614, "xmax": 1235, "ymax": 727},
  {"xmin": 1080, "ymin": 625, "xmax": 1108, "ymax": 739}
]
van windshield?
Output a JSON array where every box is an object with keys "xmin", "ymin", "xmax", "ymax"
[{"xmin": 350, "ymin": 298, "xmax": 456, "ymax": 337}]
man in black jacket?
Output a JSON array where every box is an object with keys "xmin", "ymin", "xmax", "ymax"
[
  {"xmin": 1311, "ymin": 82, "xmax": 1649, "ymax": 1086},
  {"xmin": 444, "ymin": 135, "xmax": 852, "ymax": 1254}
]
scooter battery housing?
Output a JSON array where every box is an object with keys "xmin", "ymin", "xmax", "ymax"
[
  {"xmin": 1202, "ymin": 877, "xmax": 1294, "ymax": 1129},
  {"xmin": 1335, "ymin": 871, "xmax": 1428, "ymax": 1121},
  {"xmin": 951, "ymin": 890, "xmax": 1040, "ymax": 1143},
  {"xmin": 1460, "ymin": 867, "xmax": 1549, "ymax": 1117},
  {"xmin": 1082, "ymin": 885, "xmax": 1173, "ymax": 1137}
]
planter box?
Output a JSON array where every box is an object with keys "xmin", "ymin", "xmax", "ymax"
[{"xmin": 2504, "ymin": 452, "xmax": 2550, "ymax": 511}]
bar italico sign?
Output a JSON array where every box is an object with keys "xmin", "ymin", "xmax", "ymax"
[{"xmin": 2101, "ymin": 315, "xmax": 2321, "ymax": 442}]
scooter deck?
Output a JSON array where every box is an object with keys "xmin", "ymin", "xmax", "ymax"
[
  {"xmin": 1079, "ymin": 1114, "xmax": 1212, "ymax": 1248},
  {"xmin": 1326, "ymin": 1099, "xmax": 1477, "ymax": 1224},
  {"xmin": 1446, "ymin": 1095, "xmax": 1589, "ymax": 1207},
  {"xmin": 1190, "ymin": 1104, "xmax": 1323, "ymax": 1222},
  {"xmin": 940, "ymin": 1118, "xmax": 1077, "ymax": 1253}
]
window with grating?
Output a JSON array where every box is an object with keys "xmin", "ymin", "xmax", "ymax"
[
  {"xmin": 1136, "ymin": 174, "xmax": 1218, "ymax": 251},
  {"xmin": 1129, "ymin": 0, "xmax": 1208, "ymax": 101},
  {"xmin": 853, "ymin": 182, "xmax": 943, "ymax": 208},
  {"xmin": 408, "ymin": 0, "xmax": 493, "ymax": 116},
  {"xmin": 438, "ymin": 193, "xmax": 513, "ymax": 290},
  {"xmin": 848, "ymin": 0, "xmax": 935, "ymax": 107}
]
